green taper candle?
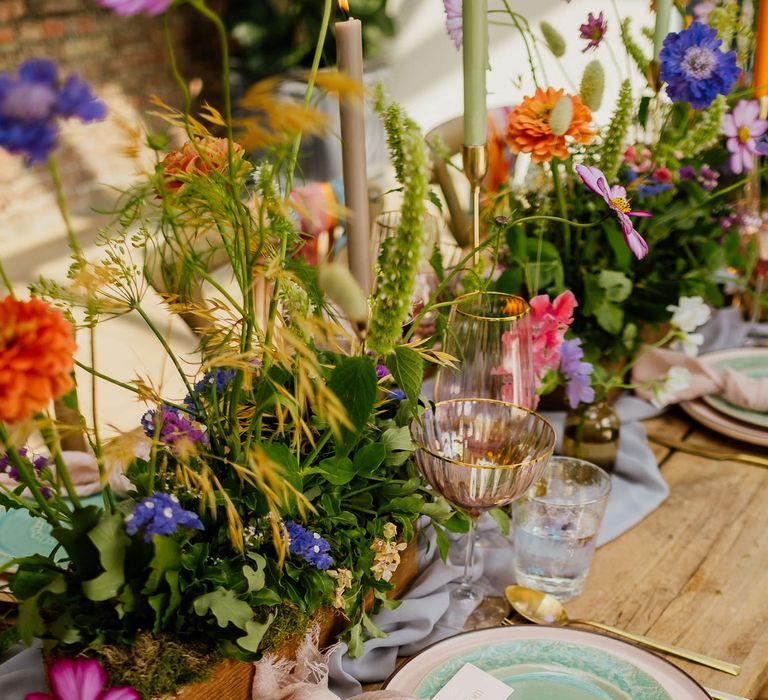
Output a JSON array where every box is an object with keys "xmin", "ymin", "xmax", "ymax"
[
  {"xmin": 653, "ymin": 0, "xmax": 672, "ymax": 60},
  {"xmin": 462, "ymin": 0, "xmax": 488, "ymax": 146}
]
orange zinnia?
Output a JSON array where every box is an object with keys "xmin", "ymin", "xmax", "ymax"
[
  {"xmin": 0, "ymin": 296, "xmax": 76, "ymax": 424},
  {"xmin": 506, "ymin": 88, "xmax": 595, "ymax": 163},
  {"xmin": 160, "ymin": 137, "xmax": 245, "ymax": 192}
]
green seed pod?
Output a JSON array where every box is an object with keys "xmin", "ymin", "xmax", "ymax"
[
  {"xmin": 580, "ymin": 60, "xmax": 605, "ymax": 112},
  {"xmin": 540, "ymin": 21, "xmax": 566, "ymax": 58},
  {"xmin": 317, "ymin": 263, "xmax": 369, "ymax": 326},
  {"xmin": 549, "ymin": 95, "xmax": 574, "ymax": 136}
]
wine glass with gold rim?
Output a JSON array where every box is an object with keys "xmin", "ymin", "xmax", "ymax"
[
  {"xmin": 411, "ymin": 399, "xmax": 556, "ymax": 606},
  {"xmin": 433, "ymin": 291, "xmax": 535, "ymax": 407}
]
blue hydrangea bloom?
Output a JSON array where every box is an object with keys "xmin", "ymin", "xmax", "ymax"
[
  {"xmin": 0, "ymin": 58, "xmax": 106, "ymax": 164},
  {"xmin": 125, "ymin": 492, "xmax": 204, "ymax": 541},
  {"xmin": 141, "ymin": 405, "xmax": 209, "ymax": 455},
  {"xmin": 285, "ymin": 521, "xmax": 333, "ymax": 570},
  {"xmin": 560, "ymin": 338, "xmax": 595, "ymax": 409},
  {"xmin": 659, "ymin": 22, "xmax": 739, "ymax": 109}
]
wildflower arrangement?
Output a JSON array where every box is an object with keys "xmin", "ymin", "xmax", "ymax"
[
  {"xmin": 0, "ymin": 2, "xmax": 460, "ymax": 698},
  {"xmin": 439, "ymin": 0, "xmax": 760, "ymax": 383}
]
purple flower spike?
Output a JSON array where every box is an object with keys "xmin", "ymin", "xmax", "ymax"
[
  {"xmin": 285, "ymin": 521, "xmax": 333, "ymax": 570},
  {"xmin": 575, "ymin": 164, "xmax": 651, "ymax": 259},
  {"xmin": 579, "ymin": 12, "xmax": 607, "ymax": 52},
  {"xmin": 559, "ymin": 338, "xmax": 595, "ymax": 409},
  {"xmin": 659, "ymin": 21, "xmax": 739, "ymax": 109},
  {"xmin": 124, "ymin": 492, "xmax": 203, "ymax": 542}
]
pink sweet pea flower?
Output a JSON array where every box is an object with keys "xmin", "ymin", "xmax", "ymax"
[
  {"xmin": 529, "ymin": 289, "xmax": 577, "ymax": 379},
  {"xmin": 722, "ymin": 99, "xmax": 768, "ymax": 174},
  {"xmin": 575, "ymin": 164, "xmax": 651, "ymax": 259},
  {"xmin": 26, "ymin": 658, "xmax": 138, "ymax": 700}
]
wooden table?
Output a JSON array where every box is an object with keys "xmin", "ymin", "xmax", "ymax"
[{"xmin": 369, "ymin": 409, "xmax": 768, "ymax": 698}]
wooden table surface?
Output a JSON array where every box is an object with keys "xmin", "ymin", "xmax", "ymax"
[{"xmin": 369, "ymin": 409, "xmax": 768, "ymax": 698}]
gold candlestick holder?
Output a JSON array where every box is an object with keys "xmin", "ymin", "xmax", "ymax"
[{"xmin": 462, "ymin": 144, "xmax": 489, "ymax": 263}]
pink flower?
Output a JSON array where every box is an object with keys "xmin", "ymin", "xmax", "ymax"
[
  {"xmin": 443, "ymin": 0, "xmax": 463, "ymax": 50},
  {"xmin": 575, "ymin": 164, "xmax": 651, "ymax": 259},
  {"xmin": 26, "ymin": 658, "xmax": 138, "ymax": 700},
  {"xmin": 529, "ymin": 290, "xmax": 577, "ymax": 380},
  {"xmin": 97, "ymin": 0, "xmax": 172, "ymax": 16},
  {"xmin": 722, "ymin": 99, "xmax": 768, "ymax": 174},
  {"xmin": 653, "ymin": 166, "xmax": 672, "ymax": 183},
  {"xmin": 579, "ymin": 11, "xmax": 607, "ymax": 52}
]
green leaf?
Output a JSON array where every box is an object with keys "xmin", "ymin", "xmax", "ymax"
[
  {"xmin": 243, "ymin": 556, "xmax": 266, "ymax": 592},
  {"xmin": 328, "ymin": 356, "xmax": 378, "ymax": 455},
  {"xmin": 428, "ymin": 190, "xmax": 444, "ymax": 212},
  {"xmin": 237, "ymin": 614, "xmax": 275, "ymax": 652},
  {"xmin": 598, "ymin": 270, "xmax": 633, "ymax": 303},
  {"xmin": 261, "ymin": 443, "xmax": 302, "ymax": 492},
  {"xmin": 380, "ymin": 426, "xmax": 413, "ymax": 466},
  {"xmin": 83, "ymin": 513, "xmax": 130, "ymax": 601},
  {"xmin": 193, "ymin": 587, "xmax": 254, "ymax": 630},
  {"xmin": 16, "ymin": 575, "xmax": 65, "ymax": 644},
  {"xmin": 594, "ymin": 301, "xmax": 624, "ymax": 335},
  {"xmin": 385, "ymin": 345, "xmax": 424, "ymax": 413},
  {"xmin": 347, "ymin": 621, "xmax": 365, "ymax": 658},
  {"xmin": 143, "ymin": 535, "xmax": 181, "ymax": 594},
  {"xmin": 506, "ymin": 225, "xmax": 527, "ymax": 260},
  {"xmin": 489, "ymin": 508, "xmax": 510, "ymax": 537},
  {"xmin": 433, "ymin": 523, "xmax": 450, "ymax": 561},
  {"xmin": 352, "ymin": 442, "xmax": 386, "ymax": 477},
  {"xmin": 361, "ymin": 611, "xmax": 387, "ymax": 639},
  {"xmin": 309, "ymin": 456, "xmax": 356, "ymax": 485}
]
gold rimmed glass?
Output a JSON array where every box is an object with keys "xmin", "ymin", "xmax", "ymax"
[
  {"xmin": 433, "ymin": 291, "xmax": 535, "ymax": 407},
  {"xmin": 411, "ymin": 399, "xmax": 555, "ymax": 605}
]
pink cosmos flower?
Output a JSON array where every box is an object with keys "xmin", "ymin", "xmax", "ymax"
[
  {"xmin": 722, "ymin": 99, "xmax": 768, "ymax": 174},
  {"xmin": 26, "ymin": 658, "xmax": 138, "ymax": 700},
  {"xmin": 579, "ymin": 12, "xmax": 607, "ymax": 52},
  {"xmin": 575, "ymin": 164, "xmax": 651, "ymax": 259},
  {"xmin": 97, "ymin": 0, "xmax": 172, "ymax": 16},
  {"xmin": 443, "ymin": 0, "xmax": 463, "ymax": 50}
]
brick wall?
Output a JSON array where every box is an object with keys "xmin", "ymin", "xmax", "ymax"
[{"xmin": 0, "ymin": 0, "xmax": 225, "ymax": 259}]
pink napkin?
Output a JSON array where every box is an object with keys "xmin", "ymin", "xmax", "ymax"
[
  {"xmin": 252, "ymin": 627, "xmax": 415, "ymax": 700},
  {"xmin": 632, "ymin": 347, "xmax": 768, "ymax": 411}
]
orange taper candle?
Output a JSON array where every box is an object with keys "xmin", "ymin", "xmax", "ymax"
[{"xmin": 754, "ymin": 0, "xmax": 768, "ymax": 98}]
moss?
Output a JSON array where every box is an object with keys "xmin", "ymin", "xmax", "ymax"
[
  {"xmin": 97, "ymin": 633, "xmax": 220, "ymax": 699},
  {"xmin": 257, "ymin": 602, "xmax": 312, "ymax": 654}
]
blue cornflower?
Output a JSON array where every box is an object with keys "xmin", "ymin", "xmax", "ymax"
[
  {"xmin": 285, "ymin": 521, "xmax": 333, "ymax": 570},
  {"xmin": 560, "ymin": 338, "xmax": 595, "ymax": 409},
  {"xmin": 125, "ymin": 492, "xmax": 204, "ymax": 542},
  {"xmin": 141, "ymin": 405, "xmax": 209, "ymax": 456},
  {"xmin": 659, "ymin": 22, "xmax": 739, "ymax": 109},
  {"xmin": 386, "ymin": 388, "xmax": 406, "ymax": 402},
  {"xmin": 183, "ymin": 368, "xmax": 236, "ymax": 411},
  {"xmin": 0, "ymin": 59, "xmax": 106, "ymax": 164}
]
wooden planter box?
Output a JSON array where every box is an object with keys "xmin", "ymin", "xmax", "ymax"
[{"xmin": 170, "ymin": 539, "xmax": 419, "ymax": 700}]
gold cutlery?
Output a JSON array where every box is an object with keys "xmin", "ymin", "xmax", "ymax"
[
  {"xmin": 648, "ymin": 434, "xmax": 768, "ymax": 468},
  {"xmin": 705, "ymin": 689, "xmax": 748, "ymax": 700},
  {"xmin": 505, "ymin": 585, "xmax": 741, "ymax": 676}
]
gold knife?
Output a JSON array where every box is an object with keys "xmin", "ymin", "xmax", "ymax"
[{"xmin": 648, "ymin": 434, "xmax": 768, "ymax": 468}]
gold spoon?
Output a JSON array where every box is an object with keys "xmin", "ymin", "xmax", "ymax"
[{"xmin": 505, "ymin": 585, "xmax": 741, "ymax": 676}]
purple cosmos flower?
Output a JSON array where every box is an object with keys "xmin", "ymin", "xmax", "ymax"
[
  {"xmin": 0, "ymin": 59, "xmax": 106, "ymax": 165},
  {"xmin": 559, "ymin": 338, "xmax": 595, "ymax": 409},
  {"xmin": 443, "ymin": 0, "xmax": 463, "ymax": 50},
  {"xmin": 141, "ymin": 406, "xmax": 209, "ymax": 455},
  {"xmin": 25, "ymin": 657, "xmax": 138, "ymax": 700},
  {"xmin": 124, "ymin": 492, "xmax": 203, "ymax": 542},
  {"xmin": 722, "ymin": 100, "xmax": 768, "ymax": 174},
  {"xmin": 285, "ymin": 521, "xmax": 333, "ymax": 570},
  {"xmin": 659, "ymin": 21, "xmax": 739, "ymax": 109},
  {"xmin": 97, "ymin": 0, "xmax": 172, "ymax": 16},
  {"xmin": 575, "ymin": 164, "xmax": 651, "ymax": 259},
  {"xmin": 579, "ymin": 12, "xmax": 607, "ymax": 52}
]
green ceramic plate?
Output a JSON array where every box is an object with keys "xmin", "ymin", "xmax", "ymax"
[
  {"xmin": 0, "ymin": 494, "xmax": 103, "ymax": 569},
  {"xmin": 700, "ymin": 348, "xmax": 768, "ymax": 429},
  {"xmin": 384, "ymin": 627, "xmax": 709, "ymax": 699}
]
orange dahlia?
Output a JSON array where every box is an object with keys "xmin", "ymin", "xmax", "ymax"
[
  {"xmin": 0, "ymin": 296, "xmax": 76, "ymax": 424},
  {"xmin": 160, "ymin": 137, "xmax": 245, "ymax": 192},
  {"xmin": 506, "ymin": 88, "xmax": 595, "ymax": 163}
]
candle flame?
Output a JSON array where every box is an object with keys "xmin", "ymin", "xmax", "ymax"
[{"xmin": 339, "ymin": 0, "xmax": 349, "ymax": 11}]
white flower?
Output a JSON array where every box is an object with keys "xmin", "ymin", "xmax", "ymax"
[
  {"xmin": 678, "ymin": 331, "xmax": 705, "ymax": 357},
  {"xmin": 667, "ymin": 296, "xmax": 711, "ymax": 333},
  {"xmin": 651, "ymin": 366, "xmax": 692, "ymax": 408}
]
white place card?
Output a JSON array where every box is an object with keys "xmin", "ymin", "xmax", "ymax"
[{"xmin": 431, "ymin": 662, "xmax": 514, "ymax": 700}]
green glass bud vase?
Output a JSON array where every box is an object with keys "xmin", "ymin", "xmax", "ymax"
[{"xmin": 562, "ymin": 399, "xmax": 620, "ymax": 473}]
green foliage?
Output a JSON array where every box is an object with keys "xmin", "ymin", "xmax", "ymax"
[
  {"xmin": 676, "ymin": 96, "xmax": 727, "ymax": 160},
  {"xmin": 598, "ymin": 80, "xmax": 633, "ymax": 181},
  {"xmin": 620, "ymin": 18, "xmax": 650, "ymax": 81}
]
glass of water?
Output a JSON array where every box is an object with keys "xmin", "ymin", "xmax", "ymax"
[{"xmin": 513, "ymin": 456, "xmax": 611, "ymax": 601}]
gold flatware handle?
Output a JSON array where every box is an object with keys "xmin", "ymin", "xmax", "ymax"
[
  {"xmin": 648, "ymin": 434, "xmax": 768, "ymax": 468},
  {"xmin": 705, "ymin": 688, "xmax": 748, "ymax": 700},
  {"xmin": 572, "ymin": 619, "xmax": 741, "ymax": 676}
]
